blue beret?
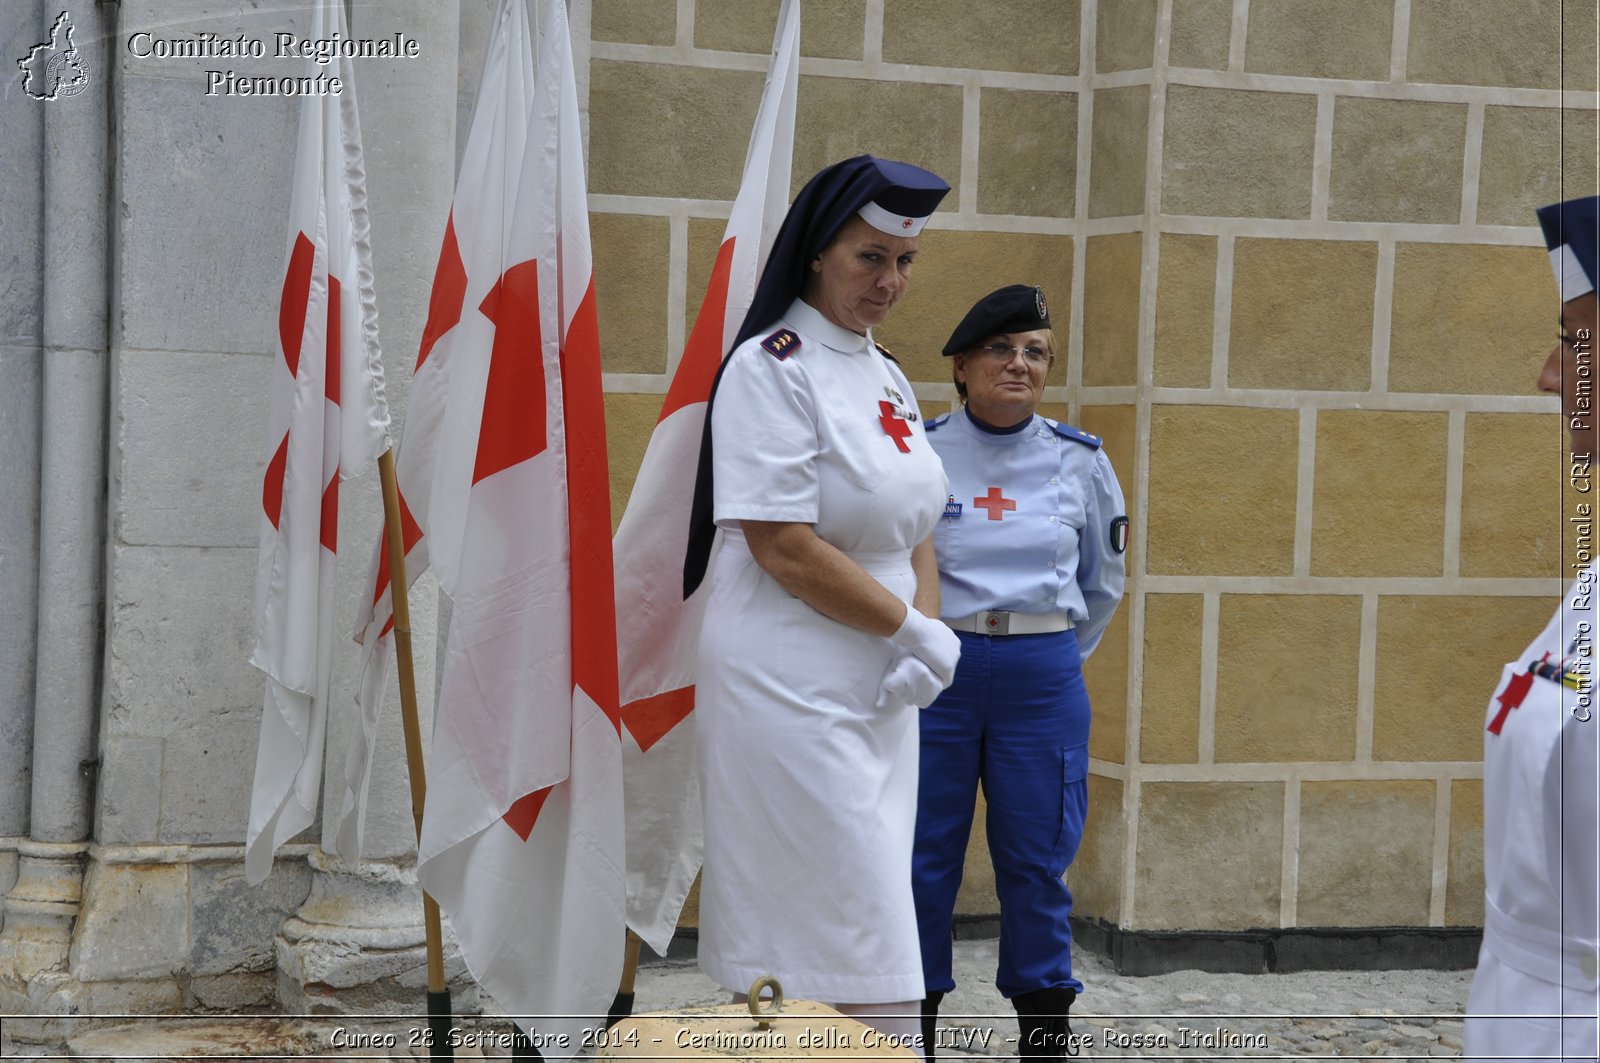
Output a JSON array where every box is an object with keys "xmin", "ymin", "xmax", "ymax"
[
  {"xmin": 1536, "ymin": 195, "xmax": 1599, "ymax": 302},
  {"xmin": 942, "ymin": 284, "xmax": 1052, "ymax": 356}
]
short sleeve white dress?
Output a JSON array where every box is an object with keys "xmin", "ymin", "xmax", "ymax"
[{"xmin": 695, "ymin": 297, "xmax": 949, "ymax": 1003}]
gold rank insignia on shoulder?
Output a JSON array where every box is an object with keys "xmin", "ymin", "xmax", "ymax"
[{"xmin": 761, "ymin": 328, "xmax": 800, "ymax": 360}]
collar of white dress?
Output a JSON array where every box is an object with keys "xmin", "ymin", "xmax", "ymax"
[{"xmin": 783, "ymin": 298, "xmax": 874, "ymax": 355}]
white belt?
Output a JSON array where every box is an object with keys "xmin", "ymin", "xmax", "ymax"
[
  {"xmin": 1482, "ymin": 893, "xmax": 1600, "ymax": 989},
  {"xmin": 944, "ymin": 611, "xmax": 1074, "ymax": 636}
]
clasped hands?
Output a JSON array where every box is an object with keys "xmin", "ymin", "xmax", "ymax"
[{"xmin": 875, "ymin": 607, "xmax": 961, "ymax": 711}]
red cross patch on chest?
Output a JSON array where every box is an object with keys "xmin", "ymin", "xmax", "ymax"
[
  {"xmin": 974, "ymin": 486, "xmax": 1016, "ymax": 520},
  {"xmin": 878, "ymin": 400, "xmax": 912, "ymax": 452}
]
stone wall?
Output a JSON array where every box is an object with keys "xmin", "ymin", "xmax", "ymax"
[{"xmin": 587, "ymin": 0, "xmax": 1600, "ymax": 934}]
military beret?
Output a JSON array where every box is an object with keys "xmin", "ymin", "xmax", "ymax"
[
  {"xmin": 1537, "ymin": 195, "xmax": 1600, "ymax": 302},
  {"xmin": 941, "ymin": 284, "xmax": 1052, "ymax": 356}
]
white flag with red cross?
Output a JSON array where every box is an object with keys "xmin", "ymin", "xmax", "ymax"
[
  {"xmin": 414, "ymin": 0, "xmax": 624, "ymax": 1045},
  {"xmin": 612, "ymin": 0, "xmax": 799, "ymax": 954},
  {"xmin": 245, "ymin": 0, "xmax": 389, "ymax": 887},
  {"xmin": 333, "ymin": 0, "xmax": 535, "ymax": 864}
]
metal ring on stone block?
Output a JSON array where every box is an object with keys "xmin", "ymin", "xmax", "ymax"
[{"xmin": 747, "ymin": 975, "xmax": 784, "ymax": 1028}]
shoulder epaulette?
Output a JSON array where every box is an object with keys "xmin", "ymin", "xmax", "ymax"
[
  {"xmin": 761, "ymin": 328, "xmax": 801, "ymax": 360},
  {"xmin": 925, "ymin": 413, "xmax": 950, "ymax": 432},
  {"xmin": 874, "ymin": 341, "xmax": 899, "ymax": 365},
  {"xmin": 1045, "ymin": 419, "xmax": 1102, "ymax": 449}
]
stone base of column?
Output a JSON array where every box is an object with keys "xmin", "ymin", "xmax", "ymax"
[
  {"xmin": 275, "ymin": 848, "xmax": 477, "ymax": 1017},
  {"xmin": 0, "ymin": 840, "xmax": 89, "ymax": 1044},
  {"xmin": 0, "ymin": 841, "xmax": 315, "ymax": 1047}
]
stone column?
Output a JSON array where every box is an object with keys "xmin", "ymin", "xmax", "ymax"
[
  {"xmin": 0, "ymin": 0, "xmax": 112, "ymax": 1013},
  {"xmin": 0, "ymin": 0, "xmax": 48, "ymax": 899}
]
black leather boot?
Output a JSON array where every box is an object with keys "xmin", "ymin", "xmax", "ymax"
[
  {"xmin": 921, "ymin": 990, "xmax": 945, "ymax": 1062},
  {"xmin": 1013, "ymin": 987, "xmax": 1076, "ymax": 1061}
]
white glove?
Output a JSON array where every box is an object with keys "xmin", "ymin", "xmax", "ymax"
[
  {"xmin": 875, "ymin": 652, "xmax": 947, "ymax": 711},
  {"xmin": 888, "ymin": 607, "xmax": 961, "ymax": 687}
]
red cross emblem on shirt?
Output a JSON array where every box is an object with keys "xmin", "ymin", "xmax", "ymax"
[
  {"xmin": 974, "ymin": 486, "xmax": 1016, "ymax": 521},
  {"xmin": 1487, "ymin": 665, "xmax": 1537, "ymax": 735},
  {"xmin": 878, "ymin": 400, "xmax": 911, "ymax": 453}
]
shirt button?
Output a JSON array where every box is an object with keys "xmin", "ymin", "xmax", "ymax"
[
  {"xmin": 1049, "ymin": 477, "xmax": 1058, "ymax": 485},
  {"xmin": 1047, "ymin": 560, "xmax": 1055, "ymax": 568},
  {"xmin": 1049, "ymin": 515, "xmax": 1058, "ymax": 523}
]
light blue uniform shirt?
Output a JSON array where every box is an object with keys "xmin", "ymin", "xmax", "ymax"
[{"xmin": 926, "ymin": 408, "xmax": 1127, "ymax": 658}]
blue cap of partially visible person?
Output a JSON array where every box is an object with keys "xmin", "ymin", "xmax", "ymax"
[{"xmin": 1535, "ymin": 195, "xmax": 1600, "ymax": 457}]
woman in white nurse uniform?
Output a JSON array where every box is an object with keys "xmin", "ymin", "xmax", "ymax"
[
  {"xmin": 682, "ymin": 155, "xmax": 961, "ymax": 1048},
  {"xmin": 1464, "ymin": 194, "xmax": 1600, "ymax": 1062}
]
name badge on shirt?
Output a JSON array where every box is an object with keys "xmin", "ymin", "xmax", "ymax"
[{"xmin": 943, "ymin": 495, "xmax": 962, "ymax": 520}]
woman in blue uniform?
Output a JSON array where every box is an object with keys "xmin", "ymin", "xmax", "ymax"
[{"xmin": 913, "ymin": 285, "xmax": 1126, "ymax": 1060}]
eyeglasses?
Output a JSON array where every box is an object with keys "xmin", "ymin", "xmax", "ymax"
[{"xmin": 975, "ymin": 343, "xmax": 1052, "ymax": 367}]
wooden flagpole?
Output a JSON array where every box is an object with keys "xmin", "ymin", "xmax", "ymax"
[
  {"xmin": 608, "ymin": 931, "xmax": 644, "ymax": 1026},
  {"xmin": 378, "ymin": 447, "xmax": 454, "ymax": 1062}
]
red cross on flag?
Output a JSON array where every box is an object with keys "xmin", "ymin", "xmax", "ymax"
[
  {"xmin": 611, "ymin": 0, "xmax": 798, "ymax": 955},
  {"xmin": 333, "ymin": 0, "xmax": 534, "ymax": 866},
  {"xmin": 245, "ymin": 0, "xmax": 389, "ymax": 887},
  {"xmin": 415, "ymin": 0, "xmax": 623, "ymax": 1046}
]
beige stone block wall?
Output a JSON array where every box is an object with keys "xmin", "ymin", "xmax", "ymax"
[
  {"xmin": 1069, "ymin": 774, "xmax": 1126, "ymax": 922},
  {"xmin": 1229, "ymin": 239, "xmax": 1376, "ymax": 390},
  {"xmin": 695, "ymin": 0, "xmax": 866, "ymax": 58},
  {"xmin": 1082, "ymin": 233, "xmax": 1141, "ymax": 385},
  {"xmin": 1114, "ymin": 0, "xmax": 1589, "ymax": 933},
  {"xmin": 588, "ymin": 0, "xmax": 1593, "ymax": 937},
  {"xmin": 1134, "ymin": 782, "xmax": 1285, "ymax": 929},
  {"xmin": 1446, "ymin": 779, "xmax": 1485, "ymax": 926},
  {"xmin": 1461, "ymin": 414, "xmax": 1565, "ymax": 578},
  {"xmin": 977, "ymin": 89, "xmax": 1077, "ymax": 217},
  {"xmin": 1244, "ymin": 0, "xmax": 1392, "ymax": 80},
  {"xmin": 1167, "ymin": 0, "xmax": 1230, "ymax": 70},
  {"xmin": 1297, "ymin": 781, "xmax": 1435, "ymax": 926},
  {"xmin": 1390, "ymin": 244, "xmax": 1552, "ymax": 395},
  {"xmin": 1311, "ymin": 410, "xmax": 1447, "ymax": 576},
  {"xmin": 1161, "ymin": 87, "xmax": 1316, "ymax": 218},
  {"xmin": 1146, "ymin": 406, "xmax": 1298, "ymax": 575},
  {"xmin": 1153, "ymin": 233, "xmax": 1215, "ymax": 387},
  {"xmin": 1214, "ymin": 595, "xmax": 1362, "ymax": 763},
  {"xmin": 1140, "ymin": 594, "xmax": 1202, "ymax": 763}
]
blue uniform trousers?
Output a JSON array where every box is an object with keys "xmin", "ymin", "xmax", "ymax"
[{"xmin": 911, "ymin": 628, "xmax": 1091, "ymax": 999}]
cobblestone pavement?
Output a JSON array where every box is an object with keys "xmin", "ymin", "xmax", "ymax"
[
  {"xmin": 1, "ymin": 939, "xmax": 1477, "ymax": 1059},
  {"xmin": 633, "ymin": 938, "xmax": 1476, "ymax": 1059}
]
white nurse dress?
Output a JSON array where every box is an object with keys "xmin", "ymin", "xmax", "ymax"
[
  {"xmin": 1465, "ymin": 563, "xmax": 1600, "ymax": 1061},
  {"xmin": 694, "ymin": 297, "xmax": 948, "ymax": 1003}
]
